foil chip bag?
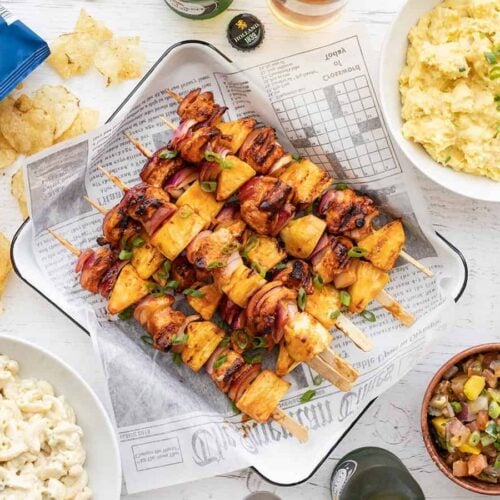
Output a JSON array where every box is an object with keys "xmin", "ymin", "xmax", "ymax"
[{"xmin": 0, "ymin": 5, "xmax": 49, "ymax": 100}]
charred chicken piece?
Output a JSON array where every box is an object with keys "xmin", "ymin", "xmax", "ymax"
[
  {"xmin": 186, "ymin": 228, "xmax": 236, "ymax": 270},
  {"xmin": 101, "ymin": 205, "xmax": 142, "ymax": 248},
  {"xmin": 218, "ymin": 295, "xmax": 245, "ymax": 330},
  {"xmin": 170, "ymin": 125, "xmax": 220, "ymax": 164},
  {"xmin": 273, "ymin": 260, "xmax": 314, "ymax": 294},
  {"xmin": 76, "ymin": 247, "xmax": 116, "ymax": 295},
  {"xmin": 206, "ymin": 346, "xmax": 245, "ymax": 392},
  {"xmin": 212, "ymin": 206, "xmax": 247, "ymax": 240},
  {"xmin": 318, "ymin": 188, "xmax": 379, "ymax": 240},
  {"xmin": 310, "ymin": 234, "xmax": 353, "ymax": 284},
  {"xmin": 177, "ymin": 88, "xmax": 227, "ymax": 126},
  {"xmin": 239, "ymin": 176, "xmax": 296, "ymax": 236},
  {"xmin": 140, "ymin": 147, "xmax": 184, "ymax": 188},
  {"xmin": 238, "ymin": 127, "xmax": 292, "ymax": 176},
  {"xmin": 170, "ymin": 255, "xmax": 198, "ymax": 290}
]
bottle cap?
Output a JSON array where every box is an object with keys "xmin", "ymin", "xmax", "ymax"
[{"xmin": 227, "ymin": 13, "xmax": 264, "ymax": 51}]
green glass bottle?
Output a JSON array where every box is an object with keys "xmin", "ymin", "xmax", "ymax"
[
  {"xmin": 331, "ymin": 447, "xmax": 425, "ymax": 500},
  {"xmin": 164, "ymin": 0, "xmax": 233, "ymax": 20}
]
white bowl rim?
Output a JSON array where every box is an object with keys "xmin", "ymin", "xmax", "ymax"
[
  {"xmin": 379, "ymin": 0, "xmax": 500, "ymax": 203},
  {"xmin": 0, "ymin": 334, "xmax": 122, "ymax": 497}
]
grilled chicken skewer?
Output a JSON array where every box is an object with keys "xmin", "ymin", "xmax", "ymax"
[{"xmin": 47, "ymin": 228, "xmax": 308, "ymax": 443}]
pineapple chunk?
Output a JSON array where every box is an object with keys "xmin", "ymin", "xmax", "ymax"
[
  {"xmin": 276, "ymin": 340, "xmax": 299, "ymax": 376},
  {"xmin": 357, "ymin": 220, "xmax": 405, "ymax": 272},
  {"xmin": 280, "ymin": 215, "xmax": 326, "ymax": 259},
  {"xmin": 464, "ymin": 375, "xmax": 486, "ymax": 401},
  {"xmin": 333, "ymin": 261, "xmax": 357, "ymax": 289},
  {"xmin": 151, "ymin": 207, "xmax": 206, "ymax": 261},
  {"xmin": 108, "ymin": 264, "xmax": 150, "ymax": 314},
  {"xmin": 131, "ymin": 237, "xmax": 165, "ymax": 279},
  {"xmin": 177, "ymin": 181, "xmax": 223, "ymax": 223},
  {"xmin": 186, "ymin": 283, "xmax": 223, "ymax": 320},
  {"xmin": 432, "ymin": 416, "xmax": 450, "ymax": 438},
  {"xmin": 219, "ymin": 265, "xmax": 266, "ymax": 308},
  {"xmin": 216, "ymin": 155, "xmax": 255, "ymax": 201},
  {"xmin": 217, "ymin": 119, "xmax": 256, "ymax": 153},
  {"xmin": 305, "ymin": 284, "xmax": 341, "ymax": 330},
  {"xmin": 348, "ymin": 261, "xmax": 389, "ymax": 314},
  {"xmin": 182, "ymin": 321, "xmax": 225, "ymax": 372},
  {"xmin": 236, "ymin": 369, "xmax": 290, "ymax": 422},
  {"xmin": 245, "ymin": 235, "xmax": 286, "ymax": 271},
  {"xmin": 284, "ymin": 312, "xmax": 332, "ymax": 362},
  {"xmin": 279, "ymin": 159, "xmax": 332, "ymax": 205}
]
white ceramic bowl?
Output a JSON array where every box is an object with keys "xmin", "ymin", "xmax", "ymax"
[
  {"xmin": 0, "ymin": 335, "xmax": 121, "ymax": 499},
  {"xmin": 379, "ymin": 0, "xmax": 500, "ymax": 202}
]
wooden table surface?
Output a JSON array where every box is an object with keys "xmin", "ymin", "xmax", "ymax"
[{"xmin": 1, "ymin": 1, "xmax": 499, "ymax": 498}]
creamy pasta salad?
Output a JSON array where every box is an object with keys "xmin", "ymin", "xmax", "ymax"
[{"xmin": 0, "ymin": 355, "xmax": 91, "ymax": 499}]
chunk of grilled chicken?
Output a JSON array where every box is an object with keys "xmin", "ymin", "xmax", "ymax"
[
  {"xmin": 239, "ymin": 176, "xmax": 296, "ymax": 236},
  {"xmin": 206, "ymin": 346, "xmax": 245, "ymax": 392},
  {"xmin": 318, "ymin": 188, "xmax": 379, "ymax": 239},
  {"xmin": 280, "ymin": 214, "xmax": 326, "ymax": 259},
  {"xmin": 139, "ymin": 148, "xmax": 184, "ymax": 188},
  {"xmin": 238, "ymin": 127, "xmax": 292, "ymax": 175},
  {"xmin": 217, "ymin": 118, "xmax": 257, "ymax": 154},
  {"xmin": 171, "ymin": 125, "xmax": 221, "ymax": 164},
  {"xmin": 212, "ymin": 206, "xmax": 246, "ymax": 240},
  {"xmin": 357, "ymin": 220, "xmax": 405, "ymax": 272},
  {"xmin": 177, "ymin": 88, "xmax": 227, "ymax": 126},
  {"xmin": 186, "ymin": 228, "xmax": 236, "ymax": 270},
  {"xmin": 100, "ymin": 205, "xmax": 142, "ymax": 249},
  {"xmin": 279, "ymin": 158, "xmax": 332, "ymax": 206},
  {"xmin": 273, "ymin": 260, "xmax": 314, "ymax": 295},
  {"xmin": 242, "ymin": 233, "xmax": 286, "ymax": 273},
  {"xmin": 348, "ymin": 260, "xmax": 390, "ymax": 314},
  {"xmin": 311, "ymin": 235, "xmax": 353, "ymax": 284},
  {"xmin": 170, "ymin": 255, "xmax": 197, "ymax": 290},
  {"xmin": 332, "ymin": 260, "xmax": 357, "ymax": 289},
  {"xmin": 304, "ymin": 284, "xmax": 341, "ymax": 330},
  {"xmin": 76, "ymin": 247, "xmax": 116, "ymax": 295}
]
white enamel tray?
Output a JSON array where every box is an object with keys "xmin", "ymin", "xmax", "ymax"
[{"xmin": 12, "ymin": 41, "xmax": 468, "ymax": 487}]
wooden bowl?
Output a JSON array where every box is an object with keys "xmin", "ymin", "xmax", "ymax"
[{"xmin": 421, "ymin": 343, "xmax": 500, "ymax": 496}]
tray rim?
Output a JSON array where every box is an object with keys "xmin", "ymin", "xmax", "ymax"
[{"xmin": 11, "ymin": 39, "xmax": 469, "ymax": 488}]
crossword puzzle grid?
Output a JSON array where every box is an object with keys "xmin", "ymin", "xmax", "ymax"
[{"xmin": 273, "ymin": 75, "xmax": 398, "ymax": 180}]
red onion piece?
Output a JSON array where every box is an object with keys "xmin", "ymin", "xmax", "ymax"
[
  {"xmin": 199, "ymin": 161, "xmax": 221, "ymax": 183},
  {"xmin": 75, "ymin": 249, "xmax": 94, "ymax": 273},
  {"xmin": 214, "ymin": 146, "xmax": 231, "ymax": 158},
  {"xmin": 246, "ymin": 281, "xmax": 282, "ymax": 320},
  {"xmin": 170, "ymin": 118, "xmax": 196, "ymax": 149},
  {"xmin": 318, "ymin": 190, "xmax": 336, "ymax": 215},
  {"xmin": 233, "ymin": 311, "xmax": 246, "ymax": 330},
  {"xmin": 98, "ymin": 260, "xmax": 127, "ymax": 298},
  {"xmin": 273, "ymin": 301, "xmax": 290, "ymax": 344},
  {"xmin": 456, "ymin": 403, "xmax": 476, "ymax": 423},
  {"xmin": 186, "ymin": 230, "xmax": 212, "ymax": 264},
  {"xmin": 143, "ymin": 205, "xmax": 177, "ymax": 236},
  {"xmin": 228, "ymin": 364, "xmax": 260, "ymax": 402},
  {"xmin": 274, "ymin": 204, "xmax": 295, "ymax": 234},
  {"xmin": 238, "ymin": 178, "xmax": 258, "ymax": 202},
  {"xmin": 268, "ymin": 154, "xmax": 293, "ymax": 176},
  {"xmin": 164, "ymin": 166, "xmax": 198, "ymax": 189}
]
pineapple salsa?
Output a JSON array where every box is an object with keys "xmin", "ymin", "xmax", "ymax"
[{"xmin": 429, "ymin": 351, "xmax": 500, "ymax": 481}]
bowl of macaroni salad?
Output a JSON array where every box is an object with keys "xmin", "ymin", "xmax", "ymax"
[{"xmin": 0, "ymin": 336, "xmax": 121, "ymax": 499}]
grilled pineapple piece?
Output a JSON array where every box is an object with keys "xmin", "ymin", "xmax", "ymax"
[
  {"xmin": 305, "ymin": 284, "xmax": 341, "ymax": 330},
  {"xmin": 279, "ymin": 159, "xmax": 332, "ymax": 205},
  {"xmin": 236, "ymin": 369, "xmax": 290, "ymax": 422},
  {"xmin": 245, "ymin": 234, "xmax": 286, "ymax": 272},
  {"xmin": 177, "ymin": 181, "xmax": 223, "ymax": 223},
  {"xmin": 151, "ymin": 207, "xmax": 206, "ymax": 261},
  {"xmin": 357, "ymin": 220, "xmax": 405, "ymax": 272},
  {"xmin": 276, "ymin": 340, "xmax": 299, "ymax": 376},
  {"xmin": 348, "ymin": 260, "xmax": 390, "ymax": 314},
  {"xmin": 131, "ymin": 236, "xmax": 165, "ymax": 279},
  {"xmin": 216, "ymin": 156, "xmax": 255, "ymax": 201},
  {"xmin": 108, "ymin": 264, "xmax": 150, "ymax": 314},
  {"xmin": 284, "ymin": 312, "xmax": 332, "ymax": 362},
  {"xmin": 219, "ymin": 265, "xmax": 266, "ymax": 308},
  {"xmin": 217, "ymin": 119, "xmax": 256, "ymax": 153},
  {"xmin": 333, "ymin": 261, "xmax": 357, "ymax": 289},
  {"xmin": 280, "ymin": 215, "xmax": 326, "ymax": 259},
  {"xmin": 186, "ymin": 283, "xmax": 223, "ymax": 320},
  {"xmin": 182, "ymin": 321, "xmax": 225, "ymax": 372}
]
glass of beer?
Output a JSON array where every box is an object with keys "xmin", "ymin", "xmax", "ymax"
[{"xmin": 268, "ymin": 0, "xmax": 348, "ymax": 30}]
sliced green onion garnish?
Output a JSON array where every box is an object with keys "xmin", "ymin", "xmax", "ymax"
[
  {"xmin": 118, "ymin": 306, "xmax": 134, "ymax": 320},
  {"xmin": 312, "ymin": 274, "xmax": 324, "ymax": 290},
  {"xmin": 183, "ymin": 288, "xmax": 205, "ymax": 298},
  {"xmin": 159, "ymin": 149, "xmax": 178, "ymax": 160},
  {"xmin": 172, "ymin": 333, "xmax": 189, "ymax": 345},
  {"xmin": 360, "ymin": 310, "xmax": 376, "ymax": 322},
  {"xmin": 485, "ymin": 52, "xmax": 498, "ymax": 65},
  {"xmin": 450, "ymin": 401, "xmax": 462, "ymax": 414},
  {"xmin": 220, "ymin": 336, "xmax": 230, "ymax": 348},
  {"xmin": 274, "ymin": 262, "xmax": 287, "ymax": 270},
  {"xmin": 163, "ymin": 260, "xmax": 171, "ymax": 275},
  {"xmin": 313, "ymin": 375, "xmax": 323, "ymax": 386},
  {"xmin": 179, "ymin": 205, "xmax": 192, "ymax": 218},
  {"xmin": 166, "ymin": 280, "xmax": 179, "ymax": 289},
  {"xmin": 458, "ymin": 67, "xmax": 466, "ymax": 73},
  {"xmin": 298, "ymin": 287, "xmax": 307, "ymax": 311},
  {"xmin": 131, "ymin": 237, "xmax": 145, "ymax": 248},
  {"xmin": 348, "ymin": 246, "xmax": 368, "ymax": 258},
  {"xmin": 252, "ymin": 336, "xmax": 266, "ymax": 348},
  {"xmin": 444, "ymin": 156, "xmax": 451, "ymax": 164},
  {"xmin": 204, "ymin": 150, "xmax": 232, "ymax": 169},
  {"xmin": 213, "ymin": 354, "xmax": 227, "ymax": 369},
  {"xmin": 495, "ymin": 95, "xmax": 500, "ymax": 102},
  {"xmin": 494, "ymin": 456, "xmax": 500, "ymax": 469},
  {"xmin": 329, "ymin": 310, "xmax": 341, "ymax": 320},
  {"xmin": 468, "ymin": 430, "xmax": 481, "ymax": 446},
  {"xmin": 221, "ymin": 242, "xmax": 239, "ymax": 255},
  {"xmin": 141, "ymin": 335, "xmax": 153, "ymax": 346},
  {"xmin": 242, "ymin": 235, "xmax": 258, "ymax": 258},
  {"xmin": 489, "ymin": 66, "xmax": 500, "ymax": 80},
  {"xmin": 207, "ymin": 261, "xmax": 225, "ymax": 269},
  {"xmin": 231, "ymin": 401, "xmax": 240, "ymax": 414},
  {"xmin": 120, "ymin": 235, "xmax": 131, "ymax": 251},
  {"xmin": 300, "ymin": 389, "xmax": 316, "ymax": 403},
  {"xmin": 173, "ymin": 352, "xmax": 182, "ymax": 365},
  {"xmin": 481, "ymin": 434, "xmax": 496, "ymax": 447},
  {"xmin": 119, "ymin": 249, "xmax": 133, "ymax": 260},
  {"xmin": 200, "ymin": 181, "xmax": 217, "ymax": 193},
  {"xmin": 292, "ymin": 153, "xmax": 302, "ymax": 161},
  {"xmin": 340, "ymin": 290, "xmax": 351, "ymax": 307},
  {"xmin": 335, "ymin": 182, "xmax": 349, "ymax": 190},
  {"xmin": 489, "ymin": 400, "xmax": 500, "ymax": 419},
  {"xmin": 235, "ymin": 330, "xmax": 250, "ymax": 350},
  {"xmin": 252, "ymin": 262, "xmax": 266, "ymax": 278},
  {"xmin": 485, "ymin": 421, "xmax": 497, "ymax": 437},
  {"xmin": 244, "ymin": 352, "xmax": 262, "ymax": 364}
]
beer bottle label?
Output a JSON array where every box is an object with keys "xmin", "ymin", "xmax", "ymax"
[
  {"xmin": 331, "ymin": 459, "xmax": 358, "ymax": 500},
  {"xmin": 164, "ymin": 0, "xmax": 220, "ymax": 17}
]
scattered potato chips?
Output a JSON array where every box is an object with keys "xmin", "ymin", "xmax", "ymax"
[
  {"xmin": 33, "ymin": 85, "xmax": 80, "ymax": 139},
  {"xmin": 11, "ymin": 169, "xmax": 28, "ymax": 220},
  {"xmin": 75, "ymin": 9, "xmax": 113, "ymax": 43},
  {"xmin": 57, "ymin": 107, "xmax": 99, "ymax": 143},
  {"xmin": 0, "ymin": 132, "xmax": 17, "ymax": 169},
  {"xmin": 0, "ymin": 95, "xmax": 56, "ymax": 155},
  {"xmin": 94, "ymin": 37, "xmax": 146, "ymax": 86},
  {"xmin": 0, "ymin": 233, "xmax": 12, "ymax": 310}
]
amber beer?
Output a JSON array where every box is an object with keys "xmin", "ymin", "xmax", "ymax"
[{"xmin": 268, "ymin": 0, "xmax": 348, "ymax": 30}]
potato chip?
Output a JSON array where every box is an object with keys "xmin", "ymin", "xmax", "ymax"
[
  {"xmin": 0, "ymin": 132, "xmax": 17, "ymax": 169},
  {"xmin": 0, "ymin": 95, "xmax": 56, "ymax": 155},
  {"xmin": 75, "ymin": 9, "xmax": 113, "ymax": 43},
  {"xmin": 57, "ymin": 107, "xmax": 99, "ymax": 143},
  {"xmin": 94, "ymin": 37, "xmax": 145, "ymax": 86},
  {"xmin": 11, "ymin": 169, "xmax": 28, "ymax": 220},
  {"xmin": 33, "ymin": 85, "xmax": 80, "ymax": 139},
  {"xmin": 47, "ymin": 32, "xmax": 98, "ymax": 79},
  {"xmin": 0, "ymin": 233, "xmax": 12, "ymax": 309}
]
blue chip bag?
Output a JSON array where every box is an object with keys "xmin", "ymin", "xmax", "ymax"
[{"xmin": 0, "ymin": 5, "xmax": 50, "ymax": 100}]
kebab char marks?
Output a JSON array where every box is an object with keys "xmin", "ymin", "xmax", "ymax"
[{"xmin": 48, "ymin": 87, "xmax": 434, "ymax": 443}]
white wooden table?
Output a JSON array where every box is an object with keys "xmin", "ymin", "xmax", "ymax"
[{"xmin": 1, "ymin": 1, "xmax": 499, "ymax": 498}]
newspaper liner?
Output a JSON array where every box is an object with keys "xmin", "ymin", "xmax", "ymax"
[{"xmin": 24, "ymin": 27, "xmax": 455, "ymax": 494}]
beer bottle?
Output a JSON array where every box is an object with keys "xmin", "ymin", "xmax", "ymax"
[
  {"xmin": 331, "ymin": 447, "xmax": 425, "ymax": 500},
  {"xmin": 164, "ymin": 0, "xmax": 233, "ymax": 20}
]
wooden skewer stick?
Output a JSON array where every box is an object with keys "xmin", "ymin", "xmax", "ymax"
[
  {"xmin": 400, "ymin": 250, "xmax": 433, "ymax": 278},
  {"xmin": 83, "ymin": 196, "xmax": 107, "ymax": 215},
  {"xmin": 159, "ymin": 115, "xmax": 177, "ymax": 131},
  {"xmin": 47, "ymin": 227, "xmax": 308, "ymax": 443},
  {"xmin": 375, "ymin": 289, "xmax": 415, "ymax": 327},
  {"xmin": 95, "ymin": 164, "xmax": 130, "ymax": 192},
  {"xmin": 319, "ymin": 348, "xmax": 359, "ymax": 383},
  {"xmin": 123, "ymin": 132, "xmax": 153, "ymax": 158},
  {"xmin": 165, "ymin": 89, "xmax": 182, "ymax": 103},
  {"xmin": 308, "ymin": 356, "xmax": 353, "ymax": 392},
  {"xmin": 335, "ymin": 314, "xmax": 374, "ymax": 352}
]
